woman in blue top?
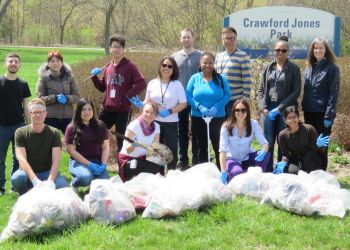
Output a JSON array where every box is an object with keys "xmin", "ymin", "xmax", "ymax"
[
  {"xmin": 219, "ymin": 99, "xmax": 270, "ymax": 184},
  {"xmin": 302, "ymin": 37, "xmax": 340, "ymax": 170},
  {"xmin": 186, "ymin": 52, "xmax": 230, "ymax": 168}
]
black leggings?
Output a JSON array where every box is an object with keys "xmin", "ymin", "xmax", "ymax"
[
  {"xmin": 286, "ymin": 151, "xmax": 323, "ymax": 174},
  {"xmin": 123, "ymin": 158, "xmax": 164, "ymax": 182}
]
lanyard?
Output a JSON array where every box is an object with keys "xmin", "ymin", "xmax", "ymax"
[
  {"xmin": 274, "ymin": 66, "xmax": 284, "ymax": 86},
  {"xmin": 218, "ymin": 50, "xmax": 236, "ymax": 74},
  {"xmin": 160, "ymin": 81, "xmax": 170, "ymax": 104}
]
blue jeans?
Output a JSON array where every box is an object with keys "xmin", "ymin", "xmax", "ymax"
[
  {"xmin": 11, "ymin": 169, "xmax": 68, "ymax": 195},
  {"xmin": 261, "ymin": 113, "xmax": 285, "ymax": 172},
  {"xmin": 69, "ymin": 159, "xmax": 110, "ymax": 187},
  {"xmin": 0, "ymin": 122, "xmax": 25, "ymax": 189}
]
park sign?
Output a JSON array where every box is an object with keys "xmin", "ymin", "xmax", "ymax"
[{"xmin": 223, "ymin": 6, "xmax": 341, "ymax": 59}]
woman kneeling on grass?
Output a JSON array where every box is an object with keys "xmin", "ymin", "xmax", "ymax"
[
  {"xmin": 219, "ymin": 99, "xmax": 270, "ymax": 184},
  {"xmin": 118, "ymin": 102, "xmax": 164, "ymax": 182},
  {"xmin": 64, "ymin": 98, "xmax": 110, "ymax": 189},
  {"xmin": 274, "ymin": 106, "xmax": 329, "ymax": 175}
]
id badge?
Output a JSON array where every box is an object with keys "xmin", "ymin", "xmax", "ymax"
[
  {"xmin": 110, "ymin": 89, "xmax": 116, "ymax": 98},
  {"xmin": 270, "ymin": 87, "xmax": 278, "ymax": 102}
]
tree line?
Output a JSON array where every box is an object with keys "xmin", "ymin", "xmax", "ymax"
[{"xmin": 0, "ymin": 0, "xmax": 349, "ymax": 55}]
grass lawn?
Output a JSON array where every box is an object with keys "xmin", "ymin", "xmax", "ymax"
[{"xmin": 0, "ymin": 47, "xmax": 350, "ymax": 249}]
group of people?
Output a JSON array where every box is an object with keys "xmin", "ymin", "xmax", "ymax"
[{"xmin": 0, "ymin": 26, "xmax": 339, "ymax": 195}]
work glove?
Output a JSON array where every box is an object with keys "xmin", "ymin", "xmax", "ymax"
[
  {"xmin": 88, "ymin": 162, "xmax": 102, "ymax": 176},
  {"xmin": 31, "ymin": 177, "xmax": 42, "ymax": 187},
  {"xmin": 198, "ymin": 104, "xmax": 209, "ymax": 117},
  {"xmin": 90, "ymin": 68, "xmax": 102, "ymax": 75},
  {"xmin": 323, "ymin": 119, "xmax": 332, "ymax": 128},
  {"xmin": 159, "ymin": 109, "xmax": 172, "ymax": 118},
  {"xmin": 127, "ymin": 95, "xmax": 144, "ymax": 108},
  {"xmin": 99, "ymin": 163, "xmax": 107, "ymax": 173},
  {"xmin": 273, "ymin": 161, "xmax": 287, "ymax": 175},
  {"xmin": 316, "ymin": 133, "xmax": 330, "ymax": 148},
  {"xmin": 208, "ymin": 106, "xmax": 217, "ymax": 117},
  {"xmin": 220, "ymin": 171, "xmax": 228, "ymax": 185},
  {"xmin": 254, "ymin": 150, "xmax": 267, "ymax": 162},
  {"xmin": 268, "ymin": 108, "xmax": 280, "ymax": 121},
  {"xmin": 56, "ymin": 93, "xmax": 68, "ymax": 104}
]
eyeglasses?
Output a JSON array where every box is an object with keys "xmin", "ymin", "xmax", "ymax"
[
  {"xmin": 161, "ymin": 64, "xmax": 173, "ymax": 69},
  {"xmin": 234, "ymin": 108, "xmax": 247, "ymax": 113},
  {"xmin": 223, "ymin": 36, "xmax": 236, "ymax": 42},
  {"xmin": 30, "ymin": 111, "xmax": 46, "ymax": 116},
  {"xmin": 275, "ymin": 49, "xmax": 288, "ymax": 53}
]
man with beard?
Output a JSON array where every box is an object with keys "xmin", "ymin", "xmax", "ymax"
[{"xmin": 0, "ymin": 54, "xmax": 31, "ymax": 195}]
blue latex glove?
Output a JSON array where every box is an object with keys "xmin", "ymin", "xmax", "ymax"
[
  {"xmin": 220, "ymin": 171, "xmax": 228, "ymax": 185},
  {"xmin": 198, "ymin": 104, "xmax": 209, "ymax": 117},
  {"xmin": 316, "ymin": 133, "xmax": 330, "ymax": 148},
  {"xmin": 268, "ymin": 108, "xmax": 280, "ymax": 121},
  {"xmin": 127, "ymin": 95, "xmax": 144, "ymax": 108},
  {"xmin": 159, "ymin": 109, "xmax": 172, "ymax": 118},
  {"xmin": 56, "ymin": 93, "xmax": 68, "ymax": 104},
  {"xmin": 324, "ymin": 119, "xmax": 332, "ymax": 128},
  {"xmin": 208, "ymin": 106, "xmax": 217, "ymax": 117},
  {"xmin": 273, "ymin": 161, "xmax": 287, "ymax": 175},
  {"xmin": 254, "ymin": 150, "xmax": 267, "ymax": 162},
  {"xmin": 90, "ymin": 67, "xmax": 102, "ymax": 75},
  {"xmin": 99, "ymin": 163, "xmax": 107, "ymax": 173},
  {"xmin": 88, "ymin": 162, "xmax": 102, "ymax": 176}
]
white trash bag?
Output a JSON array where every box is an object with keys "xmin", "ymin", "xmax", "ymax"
[
  {"xmin": 0, "ymin": 182, "xmax": 90, "ymax": 242},
  {"xmin": 142, "ymin": 163, "xmax": 233, "ymax": 218},
  {"xmin": 123, "ymin": 173, "xmax": 165, "ymax": 210},
  {"xmin": 227, "ymin": 167, "xmax": 276, "ymax": 200},
  {"xmin": 84, "ymin": 179, "xmax": 136, "ymax": 224}
]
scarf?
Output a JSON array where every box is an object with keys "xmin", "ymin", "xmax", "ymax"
[{"xmin": 138, "ymin": 116, "xmax": 155, "ymax": 136}]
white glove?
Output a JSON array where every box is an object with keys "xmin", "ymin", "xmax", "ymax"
[{"xmin": 31, "ymin": 177, "xmax": 42, "ymax": 187}]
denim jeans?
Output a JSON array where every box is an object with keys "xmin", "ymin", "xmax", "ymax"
[
  {"xmin": 11, "ymin": 169, "xmax": 68, "ymax": 195},
  {"xmin": 69, "ymin": 159, "xmax": 110, "ymax": 187},
  {"xmin": 261, "ymin": 113, "xmax": 285, "ymax": 172},
  {"xmin": 0, "ymin": 122, "xmax": 25, "ymax": 189}
]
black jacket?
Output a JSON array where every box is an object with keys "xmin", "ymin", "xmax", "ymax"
[{"xmin": 302, "ymin": 60, "xmax": 340, "ymax": 120}]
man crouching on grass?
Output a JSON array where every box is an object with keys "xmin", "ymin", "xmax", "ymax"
[{"xmin": 11, "ymin": 98, "xmax": 67, "ymax": 195}]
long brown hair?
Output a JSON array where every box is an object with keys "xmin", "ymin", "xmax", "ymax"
[
  {"xmin": 306, "ymin": 37, "xmax": 336, "ymax": 66},
  {"xmin": 225, "ymin": 99, "xmax": 252, "ymax": 137}
]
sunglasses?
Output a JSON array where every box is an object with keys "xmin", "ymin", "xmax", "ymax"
[
  {"xmin": 161, "ymin": 64, "xmax": 173, "ymax": 69},
  {"xmin": 234, "ymin": 108, "xmax": 247, "ymax": 113},
  {"xmin": 275, "ymin": 49, "xmax": 288, "ymax": 53}
]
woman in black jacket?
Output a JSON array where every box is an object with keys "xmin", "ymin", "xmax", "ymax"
[{"xmin": 302, "ymin": 37, "xmax": 340, "ymax": 170}]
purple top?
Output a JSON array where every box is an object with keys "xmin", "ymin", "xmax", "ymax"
[{"xmin": 64, "ymin": 122, "xmax": 109, "ymax": 160}]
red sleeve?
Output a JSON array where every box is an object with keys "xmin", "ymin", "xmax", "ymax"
[
  {"xmin": 64, "ymin": 123, "xmax": 75, "ymax": 144},
  {"xmin": 125, "ymin": 63, "xmax": 147, "ymax": 98}
]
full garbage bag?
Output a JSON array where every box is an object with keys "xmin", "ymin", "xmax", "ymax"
[
  {"xmin": 0, "ymin": 182, "xmax": 90, "ymax": 242},
  {"xmin": 84, "ymin": 178, "xmax": 136, "ymax": 224},
  {"xmin": 142, "ymin": 163, "xmax": 233, "ymax": 218}
]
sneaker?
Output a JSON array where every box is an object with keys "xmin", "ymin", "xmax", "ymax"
[{"xmin": 0, "ymin": 187, "xmax": 5, "ymax": 196}]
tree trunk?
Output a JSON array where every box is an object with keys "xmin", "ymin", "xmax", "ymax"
[
  {"xmin": 104, "ymin": 9, "xmax": 113, "ymax": 54},
  {"xmin": 0, "ymin": 0, "xmax": 11, "ymax": 23}
]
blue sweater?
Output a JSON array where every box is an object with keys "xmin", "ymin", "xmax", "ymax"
[{"xmin": 186, "ymin": 72, "xmax": 230, "ymax": 117}]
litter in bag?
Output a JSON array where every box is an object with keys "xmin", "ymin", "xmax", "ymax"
[
  {"xmin": 142, "ymin": 163, "xmax": 233, "ymax": 218},
  {"xmin": 0, "ymin": 182, "xmax": 90, "ymax": 242},
  {"xmin": 84, "ymin": 179, "xmax": 136, "ymax": 224}
]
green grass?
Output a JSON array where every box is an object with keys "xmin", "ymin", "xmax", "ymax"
[
  {"xmin": 0, "ymin": 46, "xmax": 105, "ymax": 95},
  {"xmin": 0, "ymin": 47, "xmax": 350, "ymax": 249}
]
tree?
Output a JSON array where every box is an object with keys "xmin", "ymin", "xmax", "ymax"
[
  {"xmin": 89, "ymin": 0, "xmax": 119, "ymax": 54},
  {"xmin": 0, "ymin": 0, "xmax": 11, "ymax": 24}
]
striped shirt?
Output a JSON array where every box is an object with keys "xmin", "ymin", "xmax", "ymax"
[{"xmin": 215, "ymin": 49, "xmax": 252, "ymax": 100}]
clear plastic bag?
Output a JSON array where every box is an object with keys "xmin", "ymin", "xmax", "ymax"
[
  {"xmin": 0, "ymin": 183, "xmax": 90, "ymax": 242},
  {"xmin": 142, "ymin": 163, "xmax": 233, "ymax": 218},
  {"xmin": 84, "ymin": 179, "xmax": 136, "ymax": 224},
  {"xmin": 227, "ymin": 167, "xmax": 275, "ymax": 200}
]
